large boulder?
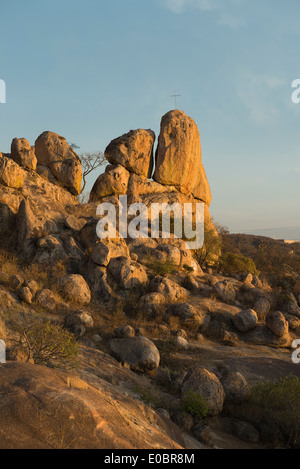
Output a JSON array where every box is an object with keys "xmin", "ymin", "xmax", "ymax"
[
  {"xmin": 108, "ymin": 257, "xmax": 148, "ymax": 290},
  {"xmin": 149, "ymin": 276, "xmax": 189, "ymax": 302},
  {"xmin": 220, "ymin": 371, "xmax": 250, "ymax": 403},
  {"xmin": 64, "ymin": 236, "xmax": 86, "ymax": 263},
  {"xmin": 283, "ymin": 298, "xmax": 300, "ymax": 318},
  {"xmin": 234, "ymin": 309, "xmax": 258, "ymax": 333},
  {"xmin": 266, "ymin": 311, "xmax": 289, "ymax": 338},
  {"xmin": 213, "ymin": 280, "xmax": 236, "ymax": 303},
  {"xmin": 181, "ymin": 368, "xmax": 225, "ymax": 416},
  {"xmin": 105, "ymin": 129, "xmax": 155, "ymax": 178},
  {"xmin": 139, "ymin": 292, "xmax": 167, "ymax": 316},
  {"xmin": 153, "ymin": 110, "xmax": 211, "ymax": 204},
  {"xmin": 156, "ymin": 244, "xmax": 181, "ymax": 266},
  {"xmin": 85, "ymin": 261, "xmax": 116, "ymax": 300},
  {"xmin": 65, "ymin": 215, "xmax": 86, "ymax": 232},
  {"xmin": 284, "ymin": 313, "xmax": 300, "ymax": 331},
  {"xmin": 34, "ymin": 235, "xmax": 68, "ymax": 264},
  {"xmin": 58, "ymin": 274, "xmax": 91, "ymax": 305},
  {"xmin": 89, "ymin": 164, "xmax": 129, "ymax": 202},
  {"xmin": 254, "ymin": 297, "xmax": 271, "ymax": 321},
  {"xmin": 35, "ymin": 131, "xmax": 82, "ymax": 195},
  {"xmin": 91, "ymin": 237, "xmax": 129, "ymax": 266},
  {"xmin": 243, "ymin": 323, "xmax": 292, "ymax": 348},
  {"xmin": 0, "ymin": 155, "xmax": 25, "ymax": 189},
  {"xmin": 11, "ymin": 138, "xmax": 37, "ymax": 171},
  {"xmin": 169, "ymin": 303, "xmax": 206, "ymax": 326},
  {"xmin": 36, "ymin": 289, "xmax": 58, "ymax": 312},
  {"xmin": 110, "ymin": 336, "xmax": 160, "ymax": 372}
]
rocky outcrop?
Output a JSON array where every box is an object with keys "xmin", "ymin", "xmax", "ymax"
[
  {"xmin": 0, "ymin": 362, "xmax": 184, "ymax": 449},
  {"xmin": 0, "ymin": 153, "xmax": 78, "ymax": 257},
  {"xmin": 87, "ymin": 110, "xmax": 216, "ymax": 261},
  {"xmin": 153, "ymin": 110, "xmax": 211, "ymax": 204},
  {"xmin": 35, "ymin": 131, "xmax": 82, "ymax": 195},
  {"xmin": 105, "ymin": 129, "xmax": 155, "ymax": 178},
  {"xmin": 11, "ymin": 138, "xmax": 37, "ymax": 171}
]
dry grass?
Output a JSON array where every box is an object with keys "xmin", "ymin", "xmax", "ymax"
[
  {"xmin": 0, "ymin": 247, "xmax": 69, "ymax": 293},
  {"xmin": 66, "ymin": 376, "xmax": 89, "ymax": 390}
]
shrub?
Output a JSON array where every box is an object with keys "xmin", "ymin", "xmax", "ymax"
[
  {"xmin": 194, "ymin": 225, "xmax": 222, "ymax": 267},
  {"xmin": 181, "ymin": 391, "xmax": 211, "ymax": 418},
  {"xmin": 219, "ymin": 252, "xmax": 258, "ymax": 276},
  {"xmin": 250, "ymin": 376, "xmax": 300, "ymax": 448},
  {"xmin": 145, "ymin": 258, "xmax": 177, "ymax": 276},
  {"xmin": 10, "ymin": 319, "xmax": 78, "ymax": 367}
]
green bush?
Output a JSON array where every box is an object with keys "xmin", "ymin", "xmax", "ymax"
[
  {"xmin": 181, "ymin": 391, "xmax": 211, "ymax": 418},
  {"xmin": 250, "ymin": 376, "xmax": 300, "ymax": 448},
  {"xmin": 145, "ymin": 258, "xmax": 177, "ymax": 276},
  {"xmin": 10, "ymin": 319, "xmax": 78, "ymax": 367},
  {"xmin": 219, "ymin": 252, "xmax": 259, "ymax": 276}
]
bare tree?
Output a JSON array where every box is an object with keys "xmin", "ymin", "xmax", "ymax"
[
  {"xmin": 68, "ymin": 143, "xmax": 106, "ymax": 194},
  {"xmin": 79, "ymin": 151, "xmax": 106, "ymax": 193}
]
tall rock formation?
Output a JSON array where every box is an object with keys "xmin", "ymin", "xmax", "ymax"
[
  {"xmin": 89, "ymin": 110, "xmax": 215, "ymax": 238},
  {"xmin": 153, "ymin": 110, "xmax": 211, "ymax": 205}
]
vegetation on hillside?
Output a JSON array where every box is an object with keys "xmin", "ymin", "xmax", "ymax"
[
  {"xmin": 216, "ymin": 226, "xmax": 300, "ymax": 288},
  {"xmin": 249, "ymin": 376, "xmax": 300, "ymax": 448}
]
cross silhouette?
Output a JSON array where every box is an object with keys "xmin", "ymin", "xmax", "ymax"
[{"xmin": 171, "ymin": 91, "xmax": 181, "ymax": 109}]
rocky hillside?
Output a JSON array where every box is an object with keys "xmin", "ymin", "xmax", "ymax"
[{"xmin": 0, "ymin": 110, "xmax": 300, "ymax": 449}]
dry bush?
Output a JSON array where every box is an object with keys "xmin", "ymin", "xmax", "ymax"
[{"xmin": 9, "ymin": 318, "xmax": 78, "ymax": 367}]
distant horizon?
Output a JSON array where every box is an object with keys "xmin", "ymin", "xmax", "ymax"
[{"xmin": 231, "ymin": 225, "xmax": 300, "ymax": 241}]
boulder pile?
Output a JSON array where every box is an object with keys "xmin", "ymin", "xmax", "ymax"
[
  {"xmin": 90, "ymin": 110, "xmax": 214, "ymax": 233},
  {"xmin": 0, "ymin": 110, "xmax": 215, "ymax": 305}
]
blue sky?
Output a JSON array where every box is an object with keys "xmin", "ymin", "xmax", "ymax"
[{"xmin": 1, "ymin": 0, "xmax": 300, "ymax": 234}]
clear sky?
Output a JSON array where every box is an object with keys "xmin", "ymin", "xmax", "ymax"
[{"xmin": 1, "ymin": 0, "xmax": 300, "ymax": 234}]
